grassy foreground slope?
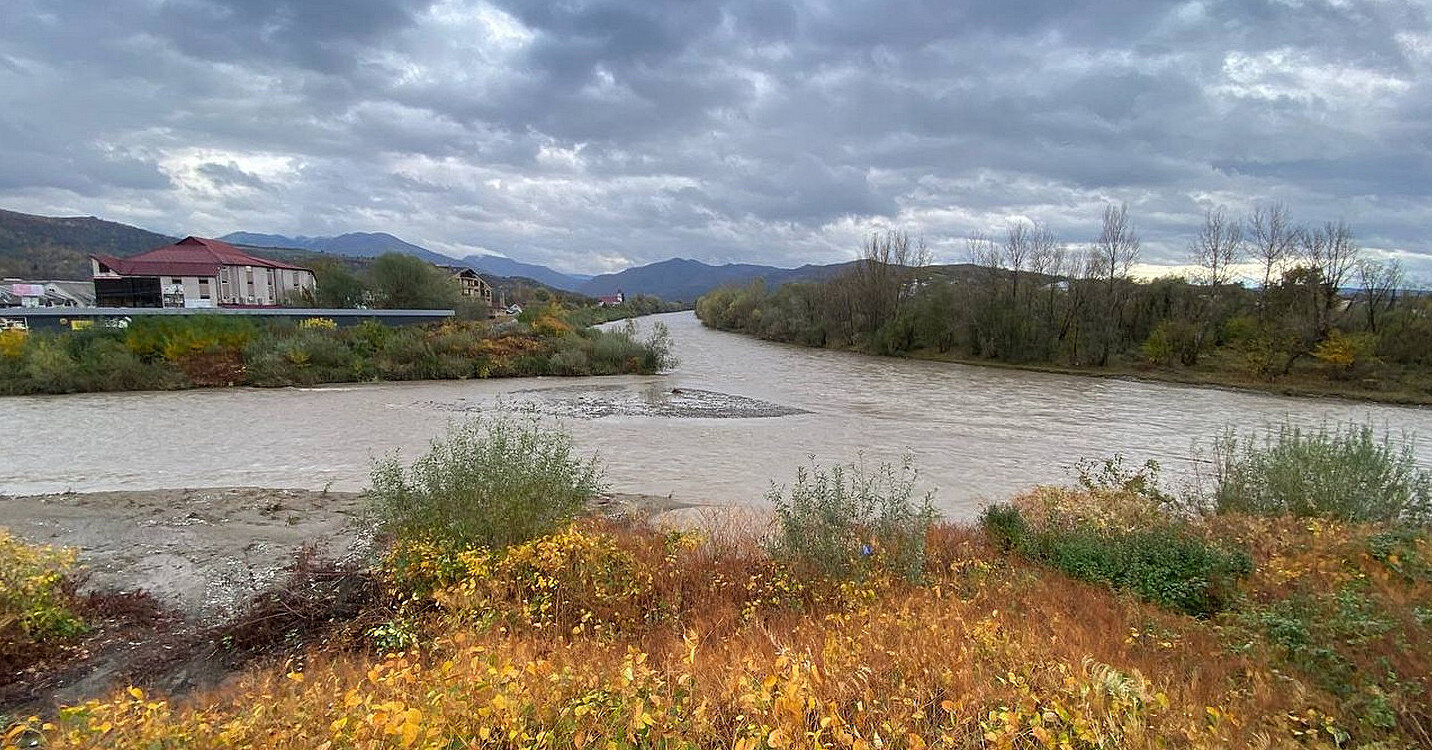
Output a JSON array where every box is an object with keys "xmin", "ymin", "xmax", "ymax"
[
  {"xmin": 3, "ymin": 421, "xmax": 1430, "ymax": 749},
  {"xmin": 12, "ymin": 509, "xmax": 1428, "ymax": 749}
]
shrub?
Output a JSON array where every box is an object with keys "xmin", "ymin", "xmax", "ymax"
[
  {"xmin": 1312, "ymin": 329, "xmax": 1378, "ymax": 378},
  {"xmin": 1212, "ymin": 422, "xmax": 1431, "ymax": 525},
  {"xmin": 766, "ymin": 456, "xmax": 938, "ymax": 583},
  {"xmin": 123, "ymin": 315, "xmax": 257, "ymax": 362},
  {"xmin": 462, "ymin": 525, "xmax": 653, "ymax": 631},
  {"xmin": 0, "ymin": 328, "xmax": 25, "ymax": 358},
  {"xmin": 980, "ymin": 503, "xmax": 1251, "ymax": 617},
  {"xmin": 368, "ymin": 414, "xmax": 606, "ymax": 552},
  {"xmin": 980, "ymin": 503, "xmax": 1028, "ymax": 552},
  {"xmin": 548, "ymin": 346, "xmax": 591, "ymax": 376},
  {"xmin": 0, "ymin": 528, "xmax": 86, "ymax": 665},
  {"xmin": 1072, "ymin": 454, "xmax": 1175, "ymax": 510},
  {"xmin": 1142, "ymin": 320, "xmax": 1200, "ymax": 366}
]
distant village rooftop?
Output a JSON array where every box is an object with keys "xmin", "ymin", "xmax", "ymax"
[
  {"xmin": 91, "ymin": 236, "xmax": 315, "ymax": 308},
  {"xmin": 91, "ymin": 236, "xmax": 310, "ymax": 278}
]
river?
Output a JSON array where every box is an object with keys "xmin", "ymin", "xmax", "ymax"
[{"xmin": 3, "ymin": 311, "xmax": 1429, "ymax": 519}]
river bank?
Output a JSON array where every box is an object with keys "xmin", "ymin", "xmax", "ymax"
[
  {"xmin": 0, "ymin": 312, "xmax": 674, "ymax": 396},
  {"xmin": 902, "ymin": 347, "xmax": 1432, "ymax": 406},
  {"xmin": 698, "ymin": 321, "xmax": 1432, "ymax": 407}
]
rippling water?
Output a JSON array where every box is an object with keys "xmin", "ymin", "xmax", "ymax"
[{"xmin": 3, "ymin": 312, "xmax": 1429, "ymax": 519}]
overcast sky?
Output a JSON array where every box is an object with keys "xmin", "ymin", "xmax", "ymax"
[{"xmin": 2, "ymin": 0, "xmax": 1429, "ymax": 276}]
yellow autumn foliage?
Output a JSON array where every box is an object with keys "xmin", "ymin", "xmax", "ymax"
[
  {"xmin": 0, "ymin": 528, "xmax": 86, "ymax": 660},
  {"xmin": 8, "ymin": 508, "xmax": 1431, "ymax": 750}
]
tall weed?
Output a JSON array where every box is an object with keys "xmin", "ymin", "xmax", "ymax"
[
  {"xmin": 1212, "ymin": 422, "xmax": 1431, "ymax": 524},
  {"xmin": 368, "ymin": 414, "xmax": 605, "ymax": 552},
  {"xmin": 766, "ymin": 456, "xmax": 937, "ymax": 582}
]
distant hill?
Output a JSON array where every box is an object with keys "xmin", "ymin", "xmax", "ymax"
[
  {"xmin": 577, "ymin": 258, "xmax": 856, "ymax": 302},
  {"xmin": 221, "ymin": 231, "xmax": 455, "ymax": 266},
  {"xmin": 0, "ymin": 208, "xmax": 175, "ymax": 279},
  {"xmin": 456, "ymin": 254, "xmax": 584, "ymax": 291},
  {"xmin": 222, "ymin": 231, "xmax": 585, "ymax": 291}
]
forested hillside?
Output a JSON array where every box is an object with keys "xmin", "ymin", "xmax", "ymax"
[{"xmin": 0, "ymin": 209, "xmax": 174, "ymax": 279}]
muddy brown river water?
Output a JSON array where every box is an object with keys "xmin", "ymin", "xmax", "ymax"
[{"xmin": 3, "ymin": 311, "xmax": 1430, "ymax": 520}]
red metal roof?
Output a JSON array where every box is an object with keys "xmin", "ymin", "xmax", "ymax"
[{"xmin": 92, "ymin": 236, "xmax": 312, "ymax": 278}]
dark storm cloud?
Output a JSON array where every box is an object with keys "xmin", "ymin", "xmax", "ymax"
[{"xmin": 1, "ymin": 0, "xmax": 1429, "ymax": 276}]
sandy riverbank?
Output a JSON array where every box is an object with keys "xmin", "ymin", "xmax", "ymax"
[{"xmin": 1, "ymin": 486, "xmax": 717, "ymax": 622}]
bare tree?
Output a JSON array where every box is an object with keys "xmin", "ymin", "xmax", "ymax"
[
  {"xmin": 1090, "ymin": 203, "xmax": 1140, "ymax": 284},
  {"xmin": 966, "ymin": 230, "xmax": 1003, "ymax": 313},
  {"xmin": 850, "ymin": 229, "xmax": 929, "ymax": 337},
  {"xmin": 1003, "ymin": 221, "xmax": 1031, "ymax": 303},
  {"xmin": 1192, "ymin": 207, "xmax": 1245, "ymax": 289},
  {"xmin": 1248, "ymin": 202, "xmax": 1297, "ymax": 316},
  {"xmin": 1356, "ymin": 256, "xmax": 1404, "ymax": 333},
  {"xmin": 966, "ymin": 231, "xmax": 1001, "ymax": 271},
  {"xmin": 1025, "ymin": 222, "xmax": 1064, "ymax": 322},
  {"xmin": 1302, "ymin": 220, "xmax": 1360, "ymax": 336},
  {"xmin": 1088, "ymin": 204, "xmax": 1140, "ymax": 365}
]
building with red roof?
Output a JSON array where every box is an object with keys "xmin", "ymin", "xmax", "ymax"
[{"xmin": 91, "ymin": 236, "xmax": 315, "ymax": 308}]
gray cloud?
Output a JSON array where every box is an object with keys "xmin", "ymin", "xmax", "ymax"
[{"xmin": 0, "ymin": 0, "xmax": 1429, "ymax": 277}]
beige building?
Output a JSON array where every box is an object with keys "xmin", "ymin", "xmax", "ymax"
[
  {"xmin": 438, "ymin": 265, "xmax": 494, "ymax": 305},
  {"xmin": 92, "ymin": 236, "xmax": 315, "ymax": 308}
]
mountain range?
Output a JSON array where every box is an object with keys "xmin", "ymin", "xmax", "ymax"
[
  {"xmin": 1, "ymin": 208, "xmax": 854, "ymax": 303},
  {"xmin": 576, "ymin": 257, "xmax": 855, "ymax": 302},
  {"xmin": 222, "ymin": 231, "xmax": 591, "ymax": 292}
]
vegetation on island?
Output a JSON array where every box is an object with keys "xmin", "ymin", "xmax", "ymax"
[
  {"xmin": 696, "ymin": 204, "xmax": 1431, "ymax": 402},
  {"xmin": 0, "ymin": 303, "xmax": 675, "ymax": 395},
  {"xmin": 564, "ymin": 295, "xmax": 690, "ymax": 328},
  {"xmin": 5, "ymin": 417, "xmax": 1431, "ymax": 749}
]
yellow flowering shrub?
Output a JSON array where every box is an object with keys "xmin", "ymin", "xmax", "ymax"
[
  {"xmin": 386, "ymin": 523, "xmax": 656, "ymax": 633},
  {"xmin": 0, "ymin": 328, "xmax": 26, "ymax": 358},
  {"xmin": 0, "ymin": 528, "xmax": 86, "ymax": 661},
  {"xmin": 299, "ymin": 317, "xmax": 339, "ymax": 330}
]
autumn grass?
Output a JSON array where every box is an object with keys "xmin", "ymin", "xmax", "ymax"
[{"xmin": 9, "ymin": 487, "xmax": 1431, "ymax": 749}]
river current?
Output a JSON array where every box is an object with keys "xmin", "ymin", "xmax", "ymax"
[{"xmin": 3, "ymin": 312, "xmax": 1429, "ymax": 519}]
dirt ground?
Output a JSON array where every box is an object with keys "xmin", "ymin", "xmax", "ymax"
[
  {"xmin": 4, "ymin": 487, "xmax": 371, "ymax": 623},
  {"xmin": 0, "ymin": 486, "xmax": 715, "ymax": 717}
]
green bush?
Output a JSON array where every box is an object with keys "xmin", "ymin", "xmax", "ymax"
[
  {"xmin": 1212, "ymin": 422, "xmax": 1432, "ymax": 525},
  {"xmin": 980, "ymin": 504, "xmax": 1251, "ymax": 617},
  {"xmin": 766, "ymin": 456, "xmax": 938, "ymax": 583},
  {"xmin": 980, "ymin": 503, "xmax": 1029, "ymax": 552},
  {"xmin": 368, "ymin": 414, "xmax": 606, "ymax": 552}
]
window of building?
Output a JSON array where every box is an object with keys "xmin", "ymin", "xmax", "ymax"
[
  {"xmin": 198, "ymin": 279, "xmax": 211, "ymax": 300},
  {"xmin": 170, "ymin": 278, "xmax": 182, "ymax": 285}
]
